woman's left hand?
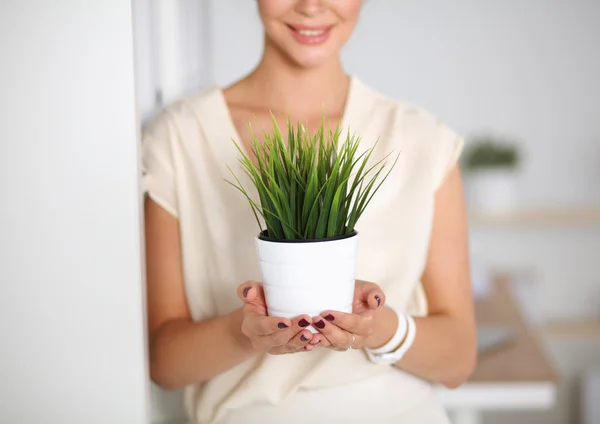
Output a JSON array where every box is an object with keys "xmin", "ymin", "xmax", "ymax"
[{"xmin": 309, "ymin": 280, "xmax": 386, "ymax": 351}]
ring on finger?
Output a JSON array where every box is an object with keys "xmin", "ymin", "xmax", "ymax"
[
  {"xmin": 349, "ymin": 333, "xmax": 356, "ymax": 349},
  {"xmin": 339, "ymin": 333, "xmax": 356, "ymax": 351}
]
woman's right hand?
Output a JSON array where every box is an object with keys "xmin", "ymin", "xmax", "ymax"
[{"xmin": 237, "ymin": 281, "xmax": 321, "ymax": 354}]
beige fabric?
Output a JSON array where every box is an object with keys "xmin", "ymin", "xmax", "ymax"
[
  {"xmin": 141, "ymin": 76, "xmax": 464, "ymax": 424},
  {"xmin": 220, "ymin": 368, "xmax": 450, "ymax": 424}
]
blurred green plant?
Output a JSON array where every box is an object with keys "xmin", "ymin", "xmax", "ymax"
[
  {"xmin": 462, "ymin": 135, "xmax": 520, "ymax": 172},
  {"xmin": 226, "ymin": 114, "xmax": 399, "ymax": 241}
]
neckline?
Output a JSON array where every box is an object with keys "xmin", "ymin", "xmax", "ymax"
[
  {"xmin": 196, "ymin": 75, "xmax": 368, "ymax": 229},
  {"xmin": 214, "ymin": 74, "xmax": 361, "ymax": 153},
  {"xmin": 204, "ymin": 75, "xmax": 366, "ymax": 205}
]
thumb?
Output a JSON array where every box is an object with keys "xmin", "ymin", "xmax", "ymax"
[
  {"xmin": 366, "ymin": 289, "xmax": 385, "ymax": 310},
  {"xmin": 237, "ymin": 281, "xmax": 264, "ymax": 304}
]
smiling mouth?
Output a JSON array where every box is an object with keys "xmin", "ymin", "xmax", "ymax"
[
  {"xmin": 287, "ymin": 24, "xmax": 333, "ymax": 44},
  {"xmin": 296, "ymin": 28, "xmax": 326, "ymax": 36}
]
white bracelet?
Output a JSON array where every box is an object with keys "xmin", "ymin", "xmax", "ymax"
[
  {"xmin": 392, "ymin": 314, "xmax": 416, "ymax": 361},
  {"xmin": 365, "ymin": 308, "xmax": 417, "ymax": 365},
  {"xmin": 367, "ymin": 305, "xmax": 406, "ymax": 355}
]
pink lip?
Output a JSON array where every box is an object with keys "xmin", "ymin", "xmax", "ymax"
[{"xmin": 287, "ymin": 24, "xmax": 333, "ymax": 45}]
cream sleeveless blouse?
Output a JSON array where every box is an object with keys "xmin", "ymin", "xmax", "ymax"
[{"xmin": 141, "ymin": 76, "xmax": 464, "ymax": 424}]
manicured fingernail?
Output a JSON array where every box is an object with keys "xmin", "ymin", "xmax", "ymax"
[
  {"xmin": 243, "ymin": 287, "xmax": 251, "ymax": 297},
  {"xmin": 375, "ymin": 295, "xmax": 381, "ymax": 307},
  {"xmin": 314, "ymin": 320, "xmax": 325, "ymax": 329},
  {"xmin": 315, "ymin": 340, "xmax": 321, "ymax": 345},
  {"xmin": 277, "ymin": 322, "xmax": 288, "ymax": 329},
  {"xmin": 324, "ymin": 314, "xmax": 335, "ymax": 321},
  {"xmin": 299, "ymin": 319, "xmax": 310, "ymax": 327},
  {"xmin": 300, "ymin": 335, "xmax": 309, "ymax": 342}
]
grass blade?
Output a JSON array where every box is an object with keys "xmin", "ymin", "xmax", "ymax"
[{"xmin": 226, "ymin": 116, "xmax": 398, "ymax": 241}]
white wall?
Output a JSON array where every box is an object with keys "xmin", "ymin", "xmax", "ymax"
[{"xmin": 0, "ymin": 2, "xmax": 149, "ymax": 423}]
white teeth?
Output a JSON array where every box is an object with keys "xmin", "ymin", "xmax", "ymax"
[{"xmin": 298, "ymin": 29, "xmax": 325, "ymax": 36}]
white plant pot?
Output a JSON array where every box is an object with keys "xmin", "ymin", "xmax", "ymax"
[
  {"xmin": 466, "ymin": 168, "xmax": 518, "ymax": 214},
  {"xmin": 255, "ymin": 232, "xmax": 359, "ymax": 333}
]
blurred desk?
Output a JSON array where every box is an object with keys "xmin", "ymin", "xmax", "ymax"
[{"xmin": 438, "ymin": 278, "xmax": 558, "ymax": 424}]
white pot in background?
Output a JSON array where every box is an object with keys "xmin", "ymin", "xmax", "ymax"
[
  {"xmin": 255, "ymin": 232, "xmax": 359, "ymax": 333},
  {"xmin": 466, "ymin": 168, "xmax": 518, "ymax": 214}
]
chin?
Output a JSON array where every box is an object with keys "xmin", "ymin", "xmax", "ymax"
[
  {"xmin": 284, "ymin": 44, "xmax": 338, "ymax": 69},
  {"xmin": 291, "ymin": 54, "xmax": 330, "ymax": 69}
]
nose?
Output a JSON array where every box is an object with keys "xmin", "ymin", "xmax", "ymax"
[{"xmin": 295, "ymin": 0, "xmax": 326, "ymax": 17}]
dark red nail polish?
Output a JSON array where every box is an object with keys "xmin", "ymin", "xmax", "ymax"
[
  {"xmin": 300, "ymin": 335, "xmax": 309, "ymax": 342},
  {"xmin": 314, "ymin": 320, "xmax": 325, "ymax": 329},
  {"xmin": 375, "ymin": 295, "xmax": 381, "ymax": 307},
  {"xmin": 299, "ymin": 319, "xmax": 309, "ymax": 327},
  {"xmin": 277, "ymin": 322, "xmax": 288, "ymax": 329},
  {"xmin": 243, "ymin": 287, "xmax": 251, "ymax": 297},
  {"xmin": 324, "ymin": 314, "xmax": 334, "ymax": 321}
]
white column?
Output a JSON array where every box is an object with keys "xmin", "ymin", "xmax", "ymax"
[{"xmin": 0, "ymin": 1, "xmax": 149, "ymax": 423}]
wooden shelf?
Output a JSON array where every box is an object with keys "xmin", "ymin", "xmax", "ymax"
[
  {"xmin": 468, "ymin": 208, "xmax": 600, "ymax": 225},
  {"xmin": 471, "ymin": 277, "xmax": 558, "ymax": 384},
  {"xmin": 540, "ymin": 321, "xmax": 600, "ymax": 339}
]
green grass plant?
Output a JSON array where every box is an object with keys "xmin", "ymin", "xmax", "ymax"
[{"xmin": 226, "ymin": 114, "xmax": 399, "ymax": 241}]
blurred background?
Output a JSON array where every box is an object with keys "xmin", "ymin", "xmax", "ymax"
[
  {"xmin": 1, "ymin": 1, "xmax": 598, "ymax": 424},
  {"xmin": 135, "ymin": 1, "xmax": 600, "ymax": 423}
]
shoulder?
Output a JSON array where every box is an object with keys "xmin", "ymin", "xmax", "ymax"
[
  {"xmin": 354, "ymin": 77, "xmax": 465, "ymax": 189},
  {"xmin": 355, "ymin": 78, "xmax": 460, "ymax": 141},
  {"xmin": 140, "ymin": 84, "xmax": 224, "ymax": 176},
  {"xmin": 142, "ymin": 85, "xmax": 224, "ymax": 140}
]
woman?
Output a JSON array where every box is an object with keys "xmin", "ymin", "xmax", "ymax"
[{"xmin": 142, "ymin": 1, "xmax": 476, "ymax": 423}]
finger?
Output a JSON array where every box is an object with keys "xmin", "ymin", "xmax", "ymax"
[
  {"xmin": 285, "ymin": 328, "xmax": 314, "ymax": 352},
  {"xmin": 269, "ymin": 328, "xmax": 313, "ymax": 354},
  {"xmin": 255, "ymin": 313, "xmax": 313, "ymax": 348},
  {"xmin": 244, "ymin": 315, "xmax": 292, "ymax": 337},
  {"xmin": 238, "ymin": 282, "xmax": 292, "ymax": 337},
  {"xmin": 238, "ymin": 281, "xmax": 270, "ymax": 323},
  {"xmin": 312, "ymin": 317, "xmax": 353, "ymax": 350},
  {"xmin": 350, "ymin": 335, "xmax": 365, "ymax": 350},
  {"xmin": 308, "ymin": 332, "xmax": 327, "ymax": 347},
  {"xmin": 237, "ymin": 281, "xmax": 264, "ymax": 305},
  {"xmin": 354, "ymin": 280, "xmax": 385, "ymax": 310},
  {"xmin": 320, "ymin": 310, "xmax": 373, "ymax": 337},
  {"xmin": 366, "ymin": 289, "xmax": 385, "ymax": 310},
  {"xmin": 355, "ymin": 280, "xmax": 380, "ymax": 297},
  {"xmin": 243, "ymin": 302, "xmax": 302, "ymax": 338},
  {"xmin": 266, "ymin": 327, "xmax": 297, "ymax": 347},
  {"xmin": 290, "ymin": 314, "xmax": 313, "ymax": 330},
  {"xmin": 304, "ymin": 343, "xmax": 316, "ymax": 352}
]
